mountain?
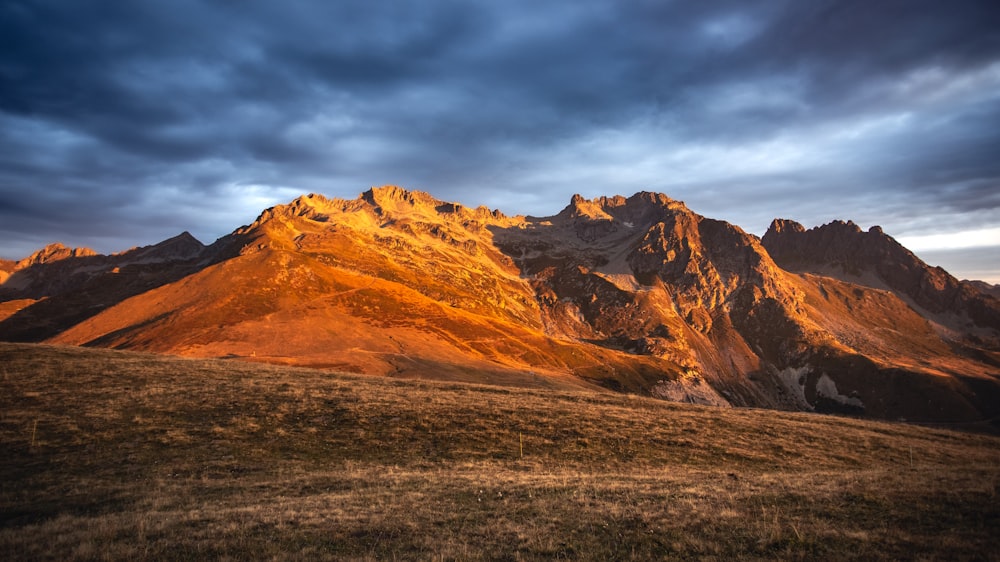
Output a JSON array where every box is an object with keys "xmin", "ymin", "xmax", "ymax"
[
  {"xmin": 2, "ymin": 187, "xmax": 998, "ymax": 426},
  {"xmin": 0, "ymin": 233, "xmax": 209, "ymax": 341},
  {"xmin": 967, "ymin": 280, "xmax": 1000, "ymax": 299},
  {"xmin": 761, "ymin": 219, "xmax": 1000, "ymax": 334}
]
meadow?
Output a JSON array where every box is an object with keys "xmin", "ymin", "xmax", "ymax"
[{"xmin": 1, "ymin": 342, "xmax": 998, "ymax": 560}]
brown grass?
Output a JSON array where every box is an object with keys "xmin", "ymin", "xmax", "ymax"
[{"xmin": 1, "ymin": 342, "xmax": 998, "ymax": 560}]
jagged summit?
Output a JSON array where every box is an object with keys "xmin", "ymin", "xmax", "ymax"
[
  {"xmin": 245, "ymin": 187, "xmax": 511, "ymax": 234},
  {"xmin": 764, "ymin": 218, "xmax": 889, "ymax": 242},
  {"xmin": 361, "ymin": 184, "xmax": 439, "ymax": 209},
  {"xmin": 556, "ymin": 191, "xmax": 687, "ymax": 224},
  {"xmin": 766, "ymin": 218, "xmax": 805, "ymax": 235},
  {"xmin": 762, "ymin": 218, "xmax": 908, "ymax": 269},
  {"xmin": 360, "ymin": 185, "xmax": 510, "ymax": 223},
  {"xmin": 559, "ymin": 193, "xmax": 616, "ymax": 221}
]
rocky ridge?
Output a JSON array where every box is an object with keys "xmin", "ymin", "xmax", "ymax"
[{"xmin": 762, "ymin": 218, "xmax": 1000, "ymax": 336}]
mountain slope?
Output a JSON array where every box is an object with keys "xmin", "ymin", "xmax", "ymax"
[{"xmin": 2, "ymin": 187, "xmax": 998, "ymax": 424}]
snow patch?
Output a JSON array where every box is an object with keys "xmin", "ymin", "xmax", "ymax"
[
  {"xmin": 776, "ymin": 366, "xmax": 813, "ymax": 410},
  {"xmin": 816, "ymin": 373, "xmax": 864, "ymax": 409}
]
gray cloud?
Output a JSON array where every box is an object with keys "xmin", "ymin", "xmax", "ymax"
[
  {"xmin": 1, "ymin": 0, "xmax": 999, "ymax": 281},
  {"xmin": 918, "ymin": 246, "xmax": 1000, "ymax": 285}
]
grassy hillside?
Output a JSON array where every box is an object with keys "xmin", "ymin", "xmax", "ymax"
[{"xmin": 1, "ymin": 343, "xmax": 998, "ymax": 560}]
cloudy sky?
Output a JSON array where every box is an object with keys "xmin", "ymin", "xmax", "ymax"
[{"xmin": 2, "ymin": 1, "xmax": 999, "ymax": 281}]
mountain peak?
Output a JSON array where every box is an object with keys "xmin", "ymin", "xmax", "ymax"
[
  {"xmin": 765, "ymin": 219, "xmax": 805, "ymax": 237},
  {"xmin": 146, "ymin": 231, "xmax": 205, "ymax": 258},
  {"xmin": 555, "ymin": 191, "xmax": 688, "ymax": 226},
  {"xmin": 282, "ymin": 192, "xmax": 335, "ymax": 216},
  {"xmin": 627, "ymin": 191, "xmax": 678, "ymax": 207},
  {"xmin": 560, "ymin": 194, "xmax": 614, "ymax": 221},
  {"xmin": 168, "ymin": 231, "xmax": 201, "ymax": 244},
  {"xmin": 357, "ymin": 186, "xmax": 514, "ymax": 224},
  {"xmin": 17, "ymin": 243, "xmax": 97, "ymax": 269},
  {"xmin": 830, "ymin": 219, "xmax": 862, "ymax": 233},
  {"xmin": 362, "ymin": 185, "xmax": 439, "ymax": 210}
]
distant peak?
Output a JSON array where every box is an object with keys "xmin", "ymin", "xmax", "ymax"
[
  {"xmin": 155, "ymin": 231, "xmax": 205, "ymax": 251},
  {"xmin": 170, "ymin": 231, "xmax": 202, "ymax": 244},
  {"xmin": 765, "ymin": 219, "xmax": 805, "ymax": 236},
  {"xmin": 553, "ymin": 191, "xmax": 691, "ymax": 230},
  {"xmin": 18, "ymin": 242, "xmax": 97, "ymax": 268}
]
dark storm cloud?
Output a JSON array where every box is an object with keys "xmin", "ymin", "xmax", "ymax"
[{"xmin": 1, "ymin": 0, "xmax": 998, "ymax": 280}]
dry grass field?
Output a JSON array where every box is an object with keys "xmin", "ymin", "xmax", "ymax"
[{"xmin": 1, "ymin": 342, "xmax": 998, "ymax": 560}]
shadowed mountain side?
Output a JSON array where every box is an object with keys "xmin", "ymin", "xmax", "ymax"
[
  {"xmin": 762, "ymin": 219, "xmax": 1000, "ymax": 334},
  {"xmin": 762, "ymin": 219, "xmax": 1000, "ymax": 386},
  {"xmin": 0, "ymin": 233, "xmax": 216, "ymax": 341}
]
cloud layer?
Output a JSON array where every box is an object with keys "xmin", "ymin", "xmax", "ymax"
[{"xmin": 2, "ymin": 1, "xmax": 999, "ymax": 279}]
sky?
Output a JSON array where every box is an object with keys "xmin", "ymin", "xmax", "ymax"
[{"xmin": 1, "ymin": 1, "xmax": 999, "ymax": 282}]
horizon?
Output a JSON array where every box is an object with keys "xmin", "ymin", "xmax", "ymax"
[{"xmin": 2, "ymin": 2, "xmax": 999, "ymax": 283}]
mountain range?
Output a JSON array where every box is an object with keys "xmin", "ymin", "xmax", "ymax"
[{"xmin": 2, "ymin": 186, "xmax": 998, "ymax": 426}]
